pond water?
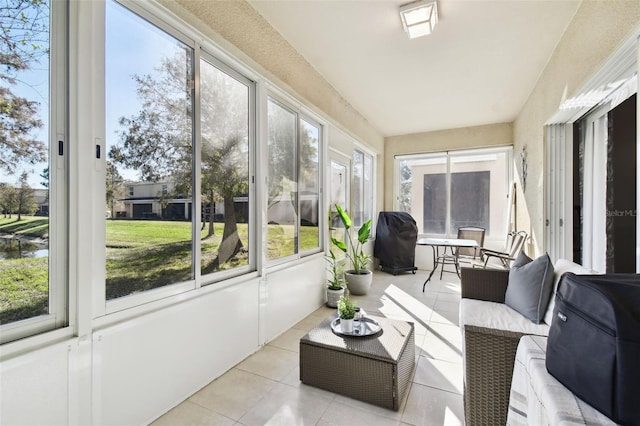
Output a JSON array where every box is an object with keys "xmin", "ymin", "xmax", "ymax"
[{"xmin": 0, "ymin": 238, "xmax": 49, "ymax": 261}]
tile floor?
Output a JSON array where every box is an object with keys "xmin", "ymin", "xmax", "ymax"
[{"xmin": 153, "ymin": 270, "xmax": 464, "ymax": 426}]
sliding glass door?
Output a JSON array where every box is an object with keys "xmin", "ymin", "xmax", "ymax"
[{"xmin": 396, "ymin": 147, "xmax": 512, "ymax": 238}]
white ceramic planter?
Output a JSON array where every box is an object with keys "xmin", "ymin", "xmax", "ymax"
[
  {"xmin": 345, "ymin": 270, "xmax": 373, "ymax": 295},
  {"xmin": 326, "ymin": 287, "xmax": 345, "ymax": 308},
  {"xmin": 340, "ymin": 318, "xmax": 354, "ymax": 333}
]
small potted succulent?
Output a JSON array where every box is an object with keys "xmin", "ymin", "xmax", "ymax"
[
  {"xmin": 326, "ymin": 250, "xmax": 346, "ymax": 308},
  {"xmin": 337, "ymin": 291, "xmax": 357, "ymax": 333}
]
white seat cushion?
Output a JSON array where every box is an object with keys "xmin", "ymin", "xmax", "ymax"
[
  {"xmin": 460, "ymin": 298, "xmax": 550, "ymax": 336},
  {"xmin": 543, "ymin": 259, "xmax": 598, "ymax": 325}
]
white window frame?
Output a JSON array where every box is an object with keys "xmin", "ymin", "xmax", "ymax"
[
  {"xmin": 544, "ymin": 27, "xmax": 639, "ymax": 269},
  {"xmin": 197, "ymin": 51, "xmax": 257, "ymax": 287},
  {"xmin": 352, "ymin": 147, "xmax": 375, "ymax": 228},
  {"xmin": 264, "ymin": 92, "xmax": 325, "ymax": 267},
  {"xmin": 0, "ymin": 0, "xmax": 69, "ymax": 345},
  {"xmin": 99, "ymin": 0, "xmax": 258, "ymax": 315},
  {"xmin": 394, "ymin": 146, "xmax": 513, "ymax": 239}
]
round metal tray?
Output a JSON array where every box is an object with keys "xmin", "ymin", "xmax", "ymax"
[{"xmin": 330, "ymin": 316, "xmax": 382, "ymax": 337}]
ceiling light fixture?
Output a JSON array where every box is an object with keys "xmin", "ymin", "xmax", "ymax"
[{"xmin": 399, "ymin": 0, "xmax": 438, "ymax": 39}]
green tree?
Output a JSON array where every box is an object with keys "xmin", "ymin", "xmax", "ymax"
[
  {"xmin": 199, "ymin": 61, "xmax": 249, "ymax": 266},
  {"xmin": 0, "ymin": 182, "xmax": 18, "ymax": 218},
  {"xmin": 266, "ymin": 106, "xmax": 317, "ymax": 204},
  {"xmin": 39, "ymin": 166, "xmax": 48, "ymax": 187},
  {"xmin": 16, "ymin": 171, "xmax": 36, "ymax": 220},
  {"xmin": 399, "ymin": 161, "xmax": 412, "ymax": 213},
  {"xmin": 110, "ymin": 53, "xmax": 250, "ymax": 268},
  {"xmin": 0, "ymin": 0, "xmax": 48, "ymax": 175},
  {"xmin": 105, "ymin": 161, "xmax": 123, "ymax": 219}
]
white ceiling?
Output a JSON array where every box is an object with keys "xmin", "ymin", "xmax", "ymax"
[{"xmin": 249, "ymin": 0, "xmax": 581, "ymax": 137}]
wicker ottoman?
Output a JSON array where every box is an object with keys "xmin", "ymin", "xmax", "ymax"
[{"xmin": 299, "ymin": 315, "xmax": 415, "ymax": 410}]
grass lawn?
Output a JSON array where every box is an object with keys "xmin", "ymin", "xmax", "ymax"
[
  {"xmin": 1, "ymin": 216, "xmax": 319, "ymax": 324},
  {"xmin": 0, "ymin": 216, "xmax": 49, "ymax": 239},
  {"xmin": 0, "ymin": 257, "xmax": 48, "ymax": 324}
]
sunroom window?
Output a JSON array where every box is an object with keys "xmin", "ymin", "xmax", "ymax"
[
  {"xmin": 104, "ymin": 1, "xmax": 256, "ymax": 306},
  {"xmin": 396, "ymin": 147, "xmax": 512, "ymax": 238},
  {"xmin": 352, "ymin": 148, "xmax": 373, "ymax": 227},
  {"xmin": 105, "ymin": 0, "xmax": 195, "ymax": 300},
  {"xmin": 0, "ymin": 0, "xmax": 67, "ymax": 344},
  {"xmin": 266, "ymin": 97, "xmax": 321, "ymax": 261}
]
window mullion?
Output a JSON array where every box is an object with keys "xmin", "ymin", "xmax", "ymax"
[
  {"xmin": 50, "ymin": 0, "xmax": 69, "ymax": 328},
  {"xmin": 445, "ymin": 154, "xmax": 452, "ymax": 237},
  {"xmin": 193, "ymin": 46, "xmax": 202, "ymax": 288},
  {"xmin": 295, "ymin": 113, "xmax": 300, "ymax": 254}
]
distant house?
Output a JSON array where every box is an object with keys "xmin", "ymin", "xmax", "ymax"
[
  {"xmin": 0, "ymin": 184, "xmax": 48, "ymax": 216},
  {"xmin": 118, "ymin": 181, "xmax": 250, "ymax": 222},
  {"xmin": 34, "ymin": 189, "xmax": 48, "ymax": 216},
  {"xmin": 119, "ymin": 181, "xmax": 190, "ymax": 220}
]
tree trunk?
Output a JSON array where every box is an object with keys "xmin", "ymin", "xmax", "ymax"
[
  {"xmin": 212, "ymin": 195, "xmax": 243, "ymax": 268},
  {"xmin": 207, "ymin": 190, "xmax": 215, "ymax": 237}
]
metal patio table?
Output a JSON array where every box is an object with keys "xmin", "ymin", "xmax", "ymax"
[{"xmin": 417, "ymin": 237, "xmax": 479, "ymax": 291}]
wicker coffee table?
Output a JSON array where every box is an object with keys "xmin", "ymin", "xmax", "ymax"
[{"xmin": 299, "ymin": 314, "xmax": 415, "ymax": 410}]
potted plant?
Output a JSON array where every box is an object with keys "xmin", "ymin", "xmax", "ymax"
[
  {"xmin": 337, "ymin": 291, "xmax": 357, "ymax": 333},
  {"xmin": 331, "ymin": 204, "xmax": 373, "ymax": 295},
  {"xmin": 326, "ymin": 250, "xmax": 346, "ymax": 308}
]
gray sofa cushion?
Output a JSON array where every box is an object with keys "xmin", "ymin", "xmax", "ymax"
[{"xmin": 505, "ymin": 252, "xmax": 554, "ymax": 323}]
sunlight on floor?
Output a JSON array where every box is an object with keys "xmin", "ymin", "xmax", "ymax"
[{"xmin": 153, "ymin": 270, "xmax": 465, "ymax": 426}]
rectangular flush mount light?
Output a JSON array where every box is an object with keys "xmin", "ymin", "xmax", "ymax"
[{"xmin": 400, "ymin": 0, "xmax": 438, "ymax": 39}]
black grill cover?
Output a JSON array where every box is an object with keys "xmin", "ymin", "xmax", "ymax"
[
  {"xmin": 374, "ymin": 212, "xmax": 418, "ymax": 275},
  {"xmin": 546, "ymin": 273, "xmax": 640, "ymax": 425}
]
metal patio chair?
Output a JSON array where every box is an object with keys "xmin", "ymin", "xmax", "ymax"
[{"xmin": 479, "ymin": 230, "xmax": 528, "ymax": 269}]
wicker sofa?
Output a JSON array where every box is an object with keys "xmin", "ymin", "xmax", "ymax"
[{"xmin": 459, "ymin": 259, "xmax": 594, "ymax": 426}]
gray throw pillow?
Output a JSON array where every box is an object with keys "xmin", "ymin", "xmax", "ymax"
[{"xmin": 505, "ymin": 251, "xmax": 555, "ymax": 323}]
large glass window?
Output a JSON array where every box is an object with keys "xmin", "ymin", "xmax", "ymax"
[
  {"xmin": 105, "ymin": 2, "xmax": 258, "ymax": 300},
  {"xmin": 574, "ymin": 94, "xmax": 637, "ymax": 273},
  {"xmin": 352, "ymin": 149, "xmax": 373, "ymax": 227},
  {"xmin": 0, "ymin": 0, "xmax": 66, "ymax": 343},
  {"xmin": 200, "ymin": 57, "xmax": 251, "ymax": 277},
  {"xmin": 299, "ymin": 119, "xmax": 320, "ymax": 251},
  {"xmin": 267, "ymin": 99, "xmax": 297, "ymax": 260},
  {"xmin": 106, "ymin": 1, "xmax": 194, "ymax": 300},
  {"xmin": 397, "ymin": 147, "xmax": 512, "ymax": 237},
  {"xmin": 267, "ymin": 97, "xmax": 321, "ymax": 261}
]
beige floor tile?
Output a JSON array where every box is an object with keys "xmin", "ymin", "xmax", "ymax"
[
  {"xmin": 427, "ymin": 322, "xmax": 462, "ymax": 346},
  {"xmin": 433, "ymin": 300, "xmax": 460, "ymax": 314},
  {"xmin": 439, "ymin": 281, "xmax": 462, "ymax": 295},
  {"xmin": 235, "ymin": 345, "xmax": 298, "ymax": 381},
  {"xmin": 412, "ymin": 355, "xmax": 463, "ymax": 394},
  {"xmin": 419, "ymin": 329, "xmax": 463, "ymax": 364},
  {"xmin": 377, "ymin": 301, "xmax": 414, "ymax": 320},
  {"xmin": 429, "ymin": 309, "xmax": 460, "ymax": 327},
  {"xmin": 238, "ymin": 382, "xmax": 334, "ymax": 426},
  {"xmin": 188, "ymin": 369, "xmax": 277, "ymax": 421},
  {"xmin": 152, "ymin": 400, "xmax": 236, "ymax": 426},
  {"xmin": 401, "ymin": 384, "xmax": 464, "ymax": 426},
  {"xmin": 436, "ymin": 292, "xmax": 461, "ymax": 303},
  {"xmin": 267, "ymin": 327, "xmax": 308, "ymax": 353},
  {"xmin": 292, "ymin": 315, "xmax": 325, "ymax": 332},
  {"xmin": 330, "ymin": 395, "xmax": 404, "ymax": 422},
  {"xmin": 280, "ymin": 365, "xmax": 301, "ymax": 387},
  {"xmin": 318, "ymin": 400, "xmax": 402, "ymax": 425},
  {"xmin": 383, "ymin": 284, "xmax": 434, "ymax": 321},
  {"xmin": 310, "ymin": 305, "xmax": 337, "ymax": 319}
]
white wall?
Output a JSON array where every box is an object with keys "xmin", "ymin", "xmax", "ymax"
[
  {"xmin": 1, "ymin": 341, "xmax": 70, "ymax": 425},
  {"xmin": 0, "ymin": 255, "xmax": 325, "ymax": 426}
]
